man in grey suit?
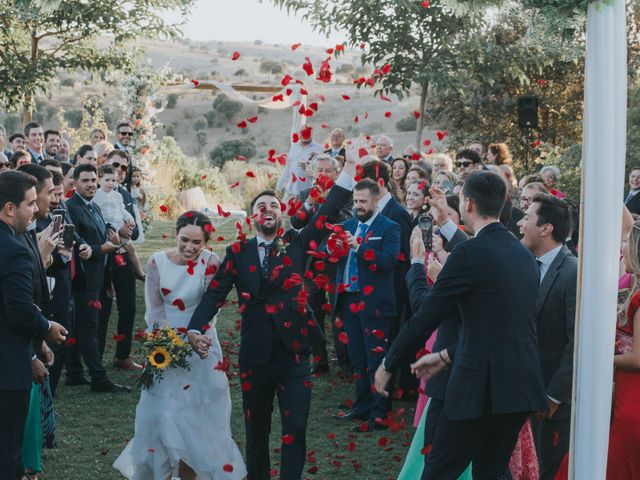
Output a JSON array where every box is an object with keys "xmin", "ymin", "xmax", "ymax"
[{"xmin": 519, "ymin": 193, "xmax": 577, "ymax": 480}]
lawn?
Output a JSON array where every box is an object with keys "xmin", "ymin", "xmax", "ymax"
[{"xmin": 42, "ymin": 221, "xmax": 418, "ymax": 480}]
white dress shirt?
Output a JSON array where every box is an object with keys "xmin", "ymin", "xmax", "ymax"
[{"xmin": 536, "ymin": 244, "xmax": 563, "ymax": 283}]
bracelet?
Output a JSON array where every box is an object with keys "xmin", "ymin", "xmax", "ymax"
[{"xmin": 438, "ymin": 350, "xmax": 450, "ymax": 366}]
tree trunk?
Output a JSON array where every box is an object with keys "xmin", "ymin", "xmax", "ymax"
[
  {"xmin": 415, "ymin": 82, "xmax": 429, "ymax": 149},
  {"xmin": 23, "ymin": 33, "xmax": 39, "ymax": 123}
]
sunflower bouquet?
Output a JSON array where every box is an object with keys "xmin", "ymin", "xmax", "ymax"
[{"xmin": 136, "ymin": 323, "xmax": 193, "ymax": 390}]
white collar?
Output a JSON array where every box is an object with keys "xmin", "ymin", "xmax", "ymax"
[
  {"xmin": 536, "ymin": 244, "xmax": 563, "ymax": 268},
  {"xmin": 377, "ymin": 191, "xmax": 392, "ymax": 214}
]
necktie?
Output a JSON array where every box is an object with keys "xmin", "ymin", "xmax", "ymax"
[
  {"xmin": 260, "ymin": 242, "xmax": 274, "ymax": 280},
  {"xmin": 87, "ymin": 202, "xmax": 106, "ymax": 232},
  {"xmin": 347, "ymin": 223, "xmax": 368, "ymax": 292},
  {"xmin": 536, "ymin": 259, "xmax": 543, "ymax": 283}
]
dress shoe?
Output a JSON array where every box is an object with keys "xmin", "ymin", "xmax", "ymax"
[
  {"xmin": 112, "ymin": 357, "xmax": 143, "ymax": 371},
  {"xmin": 336, "ymin": 401, "xmax": 352, "ymax": 410},
  {"xmin": 334, "ymin": 411, "xmax": 369, "ymax": 422},
  {"xmin": 90, "ymin": 379, "xmax": 131, "ymax": 394},
  {"xmin": 352, "ymin": 419, "xmax": 389, "ymax": 433},
  {"xmin": 311, "ymin": 363, "xmax": 329, "ymax": 374},
  {"xmin": 65, "ymin": 375, "xmax": 91, "ymax": 386}
]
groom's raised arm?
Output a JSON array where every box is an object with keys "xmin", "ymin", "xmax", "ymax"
[{"xmin": 187, "ymin": 250, "xmax": 236, "ymax": 333}]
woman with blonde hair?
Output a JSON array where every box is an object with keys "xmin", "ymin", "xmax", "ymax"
[
  {"xmin": 94, "ymin": 140, "xmax": 114, "ymax": 167},
  {"xmin": 487, "ymin": 143, "xmax": 512, "ymax": 165}
]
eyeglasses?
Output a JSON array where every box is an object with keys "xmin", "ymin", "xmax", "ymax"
[
  {"xmin": 111, "ymin": 162, "xmax": 128, "ymax": 171},
  {"xmin": 119, "ymin": 131, "xmax": 134, "ymax": 137},
  {"xmin": 0, "ymin": 162, "xmax": 11, "ymax": 169},
  {"xmin": 455, "ymin": 161, "xmax": 473, "ymax": 168}
]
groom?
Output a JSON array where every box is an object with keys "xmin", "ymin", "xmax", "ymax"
[{"xmin": 187, "ymin": 152, "xmax": 358, "ymax": 480}]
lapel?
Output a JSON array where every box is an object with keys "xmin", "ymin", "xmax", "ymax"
[
  {"xmin": 381, "ymin": 196, "xmax": 394, "ymax": 217},
  {"xmin": 536, "ymin": 246, "xmax": 569, "ymax": 314},
  {"xmin": 243, "ymin": 237, "xmax": 261, "ymax": 296},
  {"xmin": 77, "ymin": 195, "xmax": 105, "ymax": 239},
  {"xmin": 22, "ymin": 231, "xmax": 49, "ymax": 297}
]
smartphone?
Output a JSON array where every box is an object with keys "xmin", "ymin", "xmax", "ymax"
[
  {"xmin": 62, "ymin": 224, "xmax": 75, "ymax": 249},
  {"xmin": 418, "ymin": 214, "xmax": 433, "ymax": 251},
  {"xmin": 51, "ymin": 214, "xmax": 63, "ymax": 235},
  {"xmin": 441, "ymin": 180, "xmax": 454, "ymax": 194}
]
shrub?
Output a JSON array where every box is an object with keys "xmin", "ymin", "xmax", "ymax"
[
  {"xmin": 259, "ymin": 60, "xmax": 283, "ymax": 75},
  {"xmin": 167, "ymin": 93, "xmax": 178, "ymax": 109},
  {"xmin": 396, "ymin": 115, "xmax": 418, "ymax": 132},
  {"xmin": 234, "ymin": 68, "xmax": 248, "ymax": 77},
  {"xmin": 165, "ymin": 124, "xmax": 176, "ymax": 138},
  {"xmin": 209, "ymin": 139, "xmax": 257, "ymax": 168},
  {"xmin": 254, "ymin": 39, "xmax": 263, "ymax": 45},
  {"xmin": 204, "ymin": 110, "xmax": 218, "ymax": 128},
  {"xmin": 60, "ymin": 77, "xmax": 75, "ymax": 87},
  {"xmin": 193, "ymin": 116, "xmax": 208, "ymax": 131},
  {"xmin": 183, "ymin": 108, "xmax": 195, "ymax": 119},
  {"xmin": 212, "ymin": 95, "xmax": 243, "ymax": 121},
  {"xmin": 64, "ymin": 109, "xmax": 83, "ymax": 128},
  {"xmin": 195, "ymin": 131, "xmax": 207, "ymax": 149},
  {"xmin": 4, "ymin": 114, "xmax": 20, "ymax": 134}
]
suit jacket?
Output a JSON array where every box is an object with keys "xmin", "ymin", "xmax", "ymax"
[
  {"xmin": 65, "ymin": 193, "xmax": 108, "ymax": 292},
  {"xmin": 333, "ymin": 214, "xmax": 401, "ymax": 318},
  {"xmin": 18, "ymin": 230, "xmax": 51, "ymax": 318},
  {"xmin": 291, "ymin": 188, "xmax": 353, "ymax": 230},
  {"xmin": 536, "ymin": 245, "xmax": 577, "ymax": 419},
  {"xmin": 117, "ymin": 185, "xmax": 139, "ymax": 241},
  {"xmin": 625, "ymin": 191, "xmax": 640, "ymax": 215},
  {"xmin": 324, "ymin": 147, "xmax": 346, "ymax": 160},
  {"xmin": 0, "ymin": 220, "xmax": 51, "ymax": 391},
  {"xmin": 386, "ymin": 222, "xmax": 548, "ymax": 421},
  {"xmin": 188, "ymin": 182, "xmax": 353, "ymax": 368}
]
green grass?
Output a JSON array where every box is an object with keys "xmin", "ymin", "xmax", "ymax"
[{"xmin": 42, "ymin": 221, "xmax": 417, "ymax": 480}]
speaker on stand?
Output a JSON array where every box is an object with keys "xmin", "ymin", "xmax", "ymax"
[{"xmin": 518, "ymin": 95, "xmax": 539, "ymax": 171}]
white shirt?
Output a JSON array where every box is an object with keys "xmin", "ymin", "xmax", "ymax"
[
  {"xmin": 280, "ymin": 141, "xmax": 324, "ymax": 195},
  {"xmin": 377, "ymin": 191, "xmax": 392, "ymax": 215},
  {"xmin": 342, "ymin": 211, "xmax": 378, "ymax": 287},
  {"xmin": 536, "ymin": 244, "xmax": 563, "ymax": 283},
  {"xmin": 93, "ymin": 188, "xmax": 133, "ymax": 230}
]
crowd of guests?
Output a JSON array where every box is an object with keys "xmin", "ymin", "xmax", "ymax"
[
  {"xmin": 0, "ymin": 121, "xmax": 149, "ymax": 480},
  {"xmin": 2, "ymin": 117, "xmax": 640, "ymax": 480}
]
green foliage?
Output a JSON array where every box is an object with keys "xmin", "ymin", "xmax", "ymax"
[
  {"xmin": 396, "ymin": 115, "xmax": 418, "ymax": 132},
  {"xmin": 63, "ymin": 109, "xmax": 83, "ymax": 129},
  {"xmin": 212, "ymin": 95, "xmax": 243, "ymax": 121},
  {"xmin": 166, "ymin": 93, "xmax": 179, "ymax": 109},
  {"xmin": 193, "ymin": 116, "xmax": 208, "ymax": 131},
  {"xmin": 627, "ymin": 81, "xmax": 640, "ymax": 172},
  {"xmin": 204, "ymin": 110, "xmax": 218, "ymax": 128},
  {"xmin": 209, "ymin": 139, "xmax": 256, "ymax": 168},
  {"xmin": 60, "ymin": 77, "xmax": 76, "ymax": 88},
  {"xmin": 336, "ymin": 63, "xmax": 355, "ymax": 75},
  {"xmin": 0, "ymin": 0, "xmax": 195, "ymax": 118},
  {"xmin": 164, "ymin": 124, "xmax": 176, "ymax": 138},
  {"xmin": 4, "ymin": 114, "xmax": 21, "ymax": 134},
  {"xmin": 195, "ymin": 130, "xmax": 207, "ymax": 149},
  {"xmin": 234, "ymin": 68, "xmax": 248, "ymax": 77},
  {"xmin": 259, "ymin": 60, "xmax": 283, "ymax": 75}
]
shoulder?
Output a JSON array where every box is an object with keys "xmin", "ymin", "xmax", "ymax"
[
  {"xmin": 377, "ymin": 214, "xmax": 400, "ymax": 231},
  {"xmin": 0, "ymin": 236, "xmax": 31, "ymax": 270}
]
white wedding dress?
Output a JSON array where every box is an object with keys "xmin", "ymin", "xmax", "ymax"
[{"xmin": 114, "ymin": 250, "xmax": 246, "ymax": 479}]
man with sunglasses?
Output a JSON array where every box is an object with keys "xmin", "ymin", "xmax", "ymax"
[
  {"xmin": 454, "ymin": 149, "xmax": 483, "ymax": 181},
  {"xmin": 114, "ymin": 122, "xmax": 133, "ymax": 153},
  {"xmin": 0, "ymin": 153, "xmax": 11, "ymax": 172},
  {"xmin": 99, "ymin": 149, "xmax": 141, "ymax": 371}
]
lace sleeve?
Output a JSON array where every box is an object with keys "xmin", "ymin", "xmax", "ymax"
[{"xmin": 144, "ymin": 255, "xmax": 165, "ymax": 327}]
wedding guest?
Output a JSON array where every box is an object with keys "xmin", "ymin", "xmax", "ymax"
[
  {"xmin": 60, "ymin": 163, "xmax": 75, "ymax": 198},
  {"xmin": 487, "ymin": 143, "xmax": 512, "ymax": 165},
  {"xmin": 113, "ymin": 211, "xmax": 246, "ymax": 480},
  {"xmin": 24, "ymin": 123, "xmax": 46, "ymax": 164},
  {"xmin": 468, "ymin": 140, "xmax": 486, "ymax": 161},
  {"xmin": 518, "ymin": 194, "xmax": 577, "ymax": 480},
  {"xmin": 10, "ymin": 150, "xmax": 32, "ymax": 169},
  {"xmin": 276, "ymin": 125, "xmax": 324, "ymax": 199},
  {"xmin": 9, "ymin": 133, "xmax": 26, "ymax": 154},
  {"xmin": 333, "ymin": 178, "xmax": 400, "ymax": 432},
  {"xmin": 390, "ymin": 157, "xmax": 410, "ymax": 204},
  {"xmin": 0, "ymin": 153, "xmax": 11, "ymax": 172},
  {"xmin": 432, "ymin": 154, "xmax": 453, "ymax": 175},
  {"xmin": 375, "ymin": 135, "xmax": 394, "ymax": 164},
  {"xmin": 412, "ymin": 159, "xmax": 433, "ymax": 181},
  {"xmin": 0, "ymin": 171, "xmax": 67, "ymax": 479},
  {"xmin": 433, "ymin": 171, "xmax": 457, "ymax": 194},
  {"xmin": 0, "ymin": 125, "xmax": 7, "ymax": 156},
  {"xmin": 325, "ymin": 128, "xmax": 346, "ymax": 164},
  {"xmin": 519, "ymin": 173, "xmax": 544, "ymax": 189},
  {"xmin": 520, "ymin": 182, "xmax": 549, "ymax": 212},
  {"xmin": 540, "ymin": 166, "xmax": 566, "ymax": 199},
  {"xmin": 93, "ymin": 141, "xmax": 114, "ymax": 167},
  {"xmin": 624, "ymin": 167, "xmax": 640, "ymax": 215},
  {"xmin": 405, "ymin": 166, "xmax": 430, "ymax": 193},
  {"xmin": 58, "ymin": 139, "xmax": 71, "ymax": 163},
  {"xmin": 186, "ymin": 150, "xmax": 359, "ymax": 480},
  {"xmin": 65, "ymin": 164, "xmax": 129, "ymax": 393},
  {"xmin": 44, "ymin": 130, "xmax": 61, "ymax": 161},
  {"xmin": 113, "ymin": 123, "xmax": 133, "ymax": 153},
  {"xmin": 89, "ymin": 128, "xmax": 106, "ymax": 146},
  {"xmin": 405, "ymin": 180, "xmax": 431, "ymax": 227},
  {"xmin": 499, "ymin": 164, "xmax": 518, "ymax": 195},
  {"xmin": 72, "ymin": 145, "xmax": 96, "ymax": 166},
  {"xmin": 455, "ymin": 149, "xmax": 483, "ymax": 181},
  {"xmin": 129, "ymin": 166, "xmax": 147, "ymax": 241}
]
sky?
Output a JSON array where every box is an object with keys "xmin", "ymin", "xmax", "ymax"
[{"xmin": 161, "ymin": 0, "xmax": 345, "ymax": 47}]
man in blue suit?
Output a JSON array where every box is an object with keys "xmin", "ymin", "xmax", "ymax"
[
  {"xmin": 376, "ymin": 171, "xmax": 547, "ymax": 479},
  {"xmin": 333, "ymin": 178, "xmax": 400, "ymax": 432}
]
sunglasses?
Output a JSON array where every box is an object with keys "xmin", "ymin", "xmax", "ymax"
[
  {"xmin": 455, "ymin": 161, "xmax": 473, "ymax": 168},
  {"xmin": 119, "ymin": 131, "xmax": 134, "ymax": 137},
  {"xmin": 111, "ymin": 162, "xmax": 128, "ymax": 171},
  {"xmin": 0, "ymin": 162, "xmax": 11, "ymax": 169}
]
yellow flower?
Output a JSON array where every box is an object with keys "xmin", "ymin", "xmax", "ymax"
[{"xmin": 148, "ymin": 347, "xmax": 171, "ymax": 369}]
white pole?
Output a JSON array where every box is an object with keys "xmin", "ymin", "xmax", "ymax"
[{"xmin": 570, "ymin": 0, "xmax": 627, "ymax": 478}]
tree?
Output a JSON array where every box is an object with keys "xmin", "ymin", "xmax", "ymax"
[
  {"xmin": 259, "ymin": 60, "xmax": 283, "ymax": 76},
  {"xmin": 0, "ymin": 0, "xmax": 195, "ymax": 121},
  {"xmin": 209, "ymin": 139, "xmax": 256, "ymax": 168},
  {"xmin": 212, "ymin": 95, "xmax": 243, "ymax": 121},
  {"xmin": 271, "ymin": 0, "xmax": 486, "ymax": 147},
  {"xmin": 167, "ymin": 93, "xmax": 179, "ymax": 109}
]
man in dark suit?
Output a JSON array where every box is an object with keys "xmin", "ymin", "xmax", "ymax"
[
  {"xmin": 333, "ymin": 178, "xmax": 400, "ymax": 432},
  {"xmin": 519, "ymin": 193, "xmax": 577, "ymax": 480},
  {"xmin": 65, "ymin": 164, "xmax": 129, "ymax": 393},
  {"xmin": 24, "ymin": 122, "xmax": 48, "ymax": 164},
  {"xmin": 291, "ymin": 153, "xmax": 352, "ymax": 374},
  {"xmin": 624, "ymin": 167, "xmax": 640, "ymax": 215},
  {"xmin": 375, "ymin": 171, "xmax": 548, "ymax": 479},
  {"xmin": 374, "ymin": 135, "xmax": 394, "ymax": 165},
  {"xmin": 0, "ymin": 171, "xmax": 67, "ymax": 479},
  {"xmin": 325, "ymin": 128, "xmax": 346, "ymax": 166},
  {"xmin": 187, "ymin": 154, "xmax": 359, "ymax": 480},
  {"xmin": 97, "ymin": 150, "xmax": 142, "ymax": 371}
]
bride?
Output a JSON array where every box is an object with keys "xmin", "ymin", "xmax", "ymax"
[{"xmin": 114, "ymin": 211, "xmax": 246, "ymax": 480}]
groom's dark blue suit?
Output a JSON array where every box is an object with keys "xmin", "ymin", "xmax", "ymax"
[{"xmin": 188, "ymin": 179, "xmax": 352, "ymax": 480}]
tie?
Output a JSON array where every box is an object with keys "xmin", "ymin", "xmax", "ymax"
[
  {"xmin": 87, "ymin": 202, "xmax": 106, "ymax": 232},
  {"xmin": 260, "ymin": 242, "xmax": 274, "ymax": 280},
  {"xmin": 347, "ymin": 223, "xmax": 368, "ymax": 292},
  {"xmin": 536, "ymin": 259, "xmax": 543, "ymax": 283}
]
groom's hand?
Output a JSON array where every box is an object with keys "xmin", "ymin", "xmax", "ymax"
[
  {"xmin": 374, "ymin": 364, "xmax": 392, "ymax": 398},
  {"xmin": 187, "ymin": 332, "xmax": 212, "ymax": 359}
]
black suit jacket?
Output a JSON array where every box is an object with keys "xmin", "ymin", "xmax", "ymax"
[
  {"xmin": 65, "ymin": 193, "xmax": 108, "ymax": 292},
  {"xmin": 117, "ymin": 185, "xmax": 139, "ymax": 241},
  {"xmin": 324, "ymin": 147, "xmax": 346, "ymax": 160},
  {"xmin": 625, "ymin": 191, "xmax": 640, "ymax": 215},
  {"xmin": 188, "ymin": 182, "xmax": 353, "ymax": 368},
  {"xmin": 386, "ymin": 222, "xmax": 548, "ymax": 420},
  {"xmin": 290, "ymin": 188, "xmax": 353, "ymax": 230},
  {"xmin": 18, "ymin": 230, "xmax": 51, "ymax": 318},
  {"xmin": 536, "ymin": 245, "xmax": 577, "ymax": 419},
  {"xmin": 0, "ymin": 221, "xmax": 51, "ymax": 391}
]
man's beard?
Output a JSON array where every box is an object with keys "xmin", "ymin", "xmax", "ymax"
[
  {"xmin": 255, "ymin": 218, "xmax": 282, "ymax": 236},
  {"xmin": 356, "ymin": 209, "xmax": 374, "ymax": 223}
]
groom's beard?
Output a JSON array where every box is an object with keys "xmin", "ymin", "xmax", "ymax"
[{"xmin": 254, "ymin": 218, "xmax": 282, "ymax": 236}]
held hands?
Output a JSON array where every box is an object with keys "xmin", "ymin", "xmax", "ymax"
[
  {"xmin": 428, "ymin": 186, "xmax": 449, "ymax": 227},
  {"xmin": 187, "ymin": 332, "xmax": 212, "ymax": 359},
  {"xmin": 410, "ymin": 226, "xmax": 426, "ymax": 261},
  {"xmin": 410, "ymin": 351, "xmax": 448, "ymax": 380},
  {"xmin": 374, "ymin": 364, "xmax": 393, "ymax": 398},
  {"xmin": 534, "ymin": 399, "xmax": 561, "ymax": 420}
]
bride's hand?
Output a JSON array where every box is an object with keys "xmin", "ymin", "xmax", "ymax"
[{"xmin": 187, "ymin": 332, "xmax": 212, "ymax": 359}]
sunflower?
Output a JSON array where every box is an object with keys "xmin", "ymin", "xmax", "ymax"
[{"xmin": 148, "ymin": 347, "xmax": 171, "ymax": 369}]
